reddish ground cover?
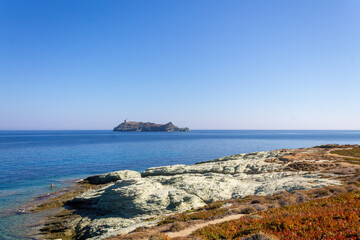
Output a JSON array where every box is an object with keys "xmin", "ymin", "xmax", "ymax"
[{"xmin": 194, "ymin": 191, "xmax": 360, "ymax": 240}]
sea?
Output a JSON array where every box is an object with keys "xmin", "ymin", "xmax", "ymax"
[{"xmin": 1, "ymin": 130, "xmax": 360, "ymax": 239}]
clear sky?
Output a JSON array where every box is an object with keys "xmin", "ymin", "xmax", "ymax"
[{"xmin": 1, "ymin": 1, "xmax": 360, "ymax": 130}]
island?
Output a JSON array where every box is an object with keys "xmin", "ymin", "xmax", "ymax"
[{"xmin": 113, "ymin": 120, "xmax": 190, "ymax": 132}]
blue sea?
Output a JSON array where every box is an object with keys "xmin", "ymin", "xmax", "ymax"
[{"xmin": 1, "ymin": 130, "xmax": 360, "ymax": 239}]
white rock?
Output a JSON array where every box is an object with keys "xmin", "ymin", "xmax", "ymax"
[
  {"xmin": 69, "ymin": 150, "xmax": 341, "ymax": 239},
  {"xmin": 85, "ymin": 170, "xmax": 141, "ymax": 184}
]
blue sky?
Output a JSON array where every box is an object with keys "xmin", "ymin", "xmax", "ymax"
[{"xmin": 1, "ymin": 0, "xmax": 359, "ymax": 130}]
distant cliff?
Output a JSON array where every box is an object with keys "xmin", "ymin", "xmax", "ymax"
[{"xmin": 113, "ymin": 120, "xmax": 190, "ymax": 132}]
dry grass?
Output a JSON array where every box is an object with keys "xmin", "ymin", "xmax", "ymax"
[
  {"xmin": 158, "ymin": 208, "xmax": 227, "ymax": 225},
  {"xmin": 240, "ymin": 206, "xmax": 257, "ymax": 215},
  {"xmin": 331, "ymin": 147, "xmax": 360, "ymax": 158},
  {"xmin": 344, "ymin": 158, "xmax": 360, "ymax": 164},
  {"xmin": 149, "ymin": 233, "xmax": 171, "ymax": 240},
  {"xmin": 331, "ymin": 147, "xmax": 360, "ymax": 164}
]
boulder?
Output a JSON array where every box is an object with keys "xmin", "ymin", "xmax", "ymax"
[{"xmin": 85, "ymin": 170, "xmax": 141, "ymax": 185}]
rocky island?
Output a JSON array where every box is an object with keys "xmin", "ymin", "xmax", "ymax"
[
  {"xmin": 113, "ymin": 120, "xmax": 190, "ymax": 132},
  {"xmin": 28, "ymin": 145, "xmax": 360, "ymax": 240}
]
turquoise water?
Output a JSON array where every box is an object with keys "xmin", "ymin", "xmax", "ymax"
[{"xmin": 1, "ymin": 130, "xmax": 360, "ymax": 239}]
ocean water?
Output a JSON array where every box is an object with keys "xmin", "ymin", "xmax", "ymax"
[{"xmin": 1, "ymin": 130, "xmax": 360, "ymax": 239}]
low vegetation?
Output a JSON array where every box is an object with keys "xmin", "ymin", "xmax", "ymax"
[
  {"xmin": 106, "ymin": 184, "xmax": 360, "ymax": 240},
  {"xmin": 193, "ymin": 190, "xmax": 360, "ymax": 240},
  {"xmin": 331, "ymin": 146, "xmax": 360, "ymax": 158},
  {"xmin": 158, "ymin": 205, "xmax": 227, "ymax": 225},
  {"xmin": 344, "ymin": 157, "xmax": 360, "ymax": 164},
  {"xmin": 330, "ymin": 146, "xmax": 360, "ymax": 164}
]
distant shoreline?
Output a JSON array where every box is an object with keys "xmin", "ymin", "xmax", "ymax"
[{"xmin": 2, "ymin": 129, "xmax": 360, "ymax": 131}]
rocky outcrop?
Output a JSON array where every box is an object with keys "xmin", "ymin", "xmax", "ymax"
[
  {"xmin": 64, "ymin": 149, "xmax": 342, "ymax": 239},
  {"xmin": 113, "ymin": 121, "xmax": 190, "ymax": 132},
  {"xmin": 85, "ymin": 170, "xmax": 141, "ymax": 185}
]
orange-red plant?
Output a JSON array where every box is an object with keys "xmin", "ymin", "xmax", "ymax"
[{"xmin": 194, "ymin": 191, "xmax": 360, "ymax": 239}]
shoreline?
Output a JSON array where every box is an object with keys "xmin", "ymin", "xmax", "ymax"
[
  {"xmin": 15, "ymin": 179, "xmax": 83, "ymax": 214},
  {"xmin": 26, "ymin": 144, "xmax": 360, "ymax": 239}
]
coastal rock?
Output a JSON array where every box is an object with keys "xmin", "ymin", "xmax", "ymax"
[
  {"xmin": 96, "ymin": 178, "xmax": 204, "ymax": 216},
  {"xmin": 67, "ymin": 150, "xmax": 341, "ymax": 239},
  {"xmin": 141, "ymin": 151, "xmax": 282, "ymax": 177},
  {"xmin": 113, "ymin": 120, "xmax": 190, "ymax": 132},
  {"xmin": 85, "ymin": 170, "xmax": 141, "ymax": 185}
]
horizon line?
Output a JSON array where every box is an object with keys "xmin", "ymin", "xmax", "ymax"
[{"xmin": 1, "ymin": 129, "xmax": 360, "ymax": 131}]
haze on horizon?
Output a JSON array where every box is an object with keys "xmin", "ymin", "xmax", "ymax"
[{"xmin": 1, "ymin": 0, "xmax": 360, "ymax": 130}]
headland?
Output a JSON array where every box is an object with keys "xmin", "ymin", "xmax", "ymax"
[{"xmin": 27, "ymin": 144, "xmax": 360, "ymax": 239}]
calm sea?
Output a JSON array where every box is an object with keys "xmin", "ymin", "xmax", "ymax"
[{"xmin": 1, "ymin": 130, "xmax": 360, "ymax": 239}]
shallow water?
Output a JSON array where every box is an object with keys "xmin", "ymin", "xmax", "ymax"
[{"xmin": 1, "ymin": 130, "xmax": 360, "ymax": 239}]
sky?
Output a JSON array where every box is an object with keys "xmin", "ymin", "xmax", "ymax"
[{"xmin": 1, "ymin": 0, "xmax": 360, "ymax": 130}]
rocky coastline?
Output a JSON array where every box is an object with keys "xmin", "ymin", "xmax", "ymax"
[{"xmin": 29, "ymin": 144, "xmax": 360, "ymax": 240}]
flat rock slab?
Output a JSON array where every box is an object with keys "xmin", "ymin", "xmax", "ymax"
[{"xmin": 66, "ymin": 149, "xmax": 341, "ymax": 239}]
